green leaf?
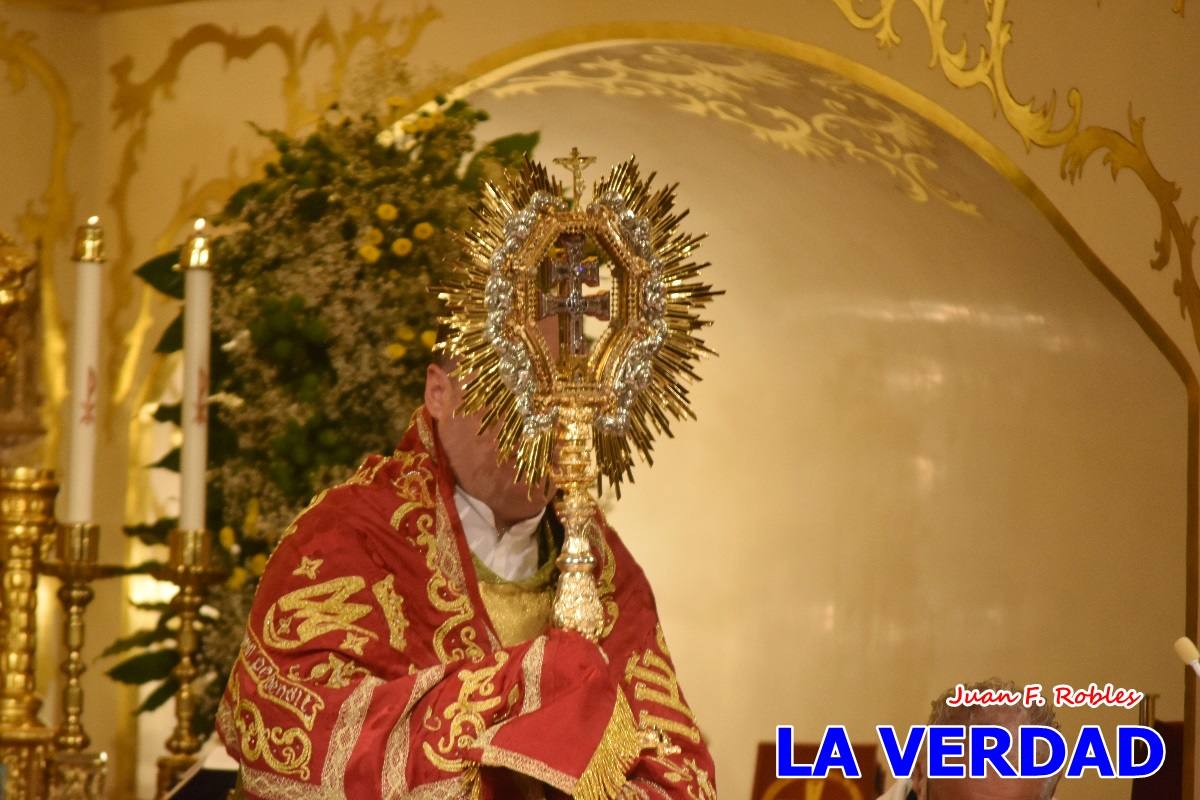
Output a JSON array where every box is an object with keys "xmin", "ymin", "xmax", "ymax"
[
  {"xmin": 153, "ymin": 402, "xmax": 181, "ymax": 426},
  {"xmin": 134, "ymin": 251, "xmax": 183, "ymax": 300},
  {"xmin": 123, "ymin": 518, "xmax": 176, "ymax": 546},
  {"xmin": 148, "ymin": 446, "xmax": 180, "ymax": 472},
  {"xmin": 100, "ymin": 624, "xmax": 173, "ymax": 658},
  {"xmin": 113, "ymin": 558, "xmax": 166, "ymax": 576},
  {"xmin": 461, "ymin": 132, "xmax": 540, "ymax": 190},
  {"xmin": 130, "ymin": 600, "xmax": 171, "ymax": 612},
  {"xmin": 106, "ymin": 649, "xmax": 179, "ymax": 685},
  {"xmin": 154, "ymin": 313, "xmax": 183, "ymax": 354},
  {"xmin": 136, "ymin": 676, "xmax": 181, "ymax": 714}
]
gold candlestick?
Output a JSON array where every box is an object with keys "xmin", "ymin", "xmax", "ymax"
[
  {"xmin": 0, "ymin": 467, "xmax": 59, "ymax": 799},
  {"xmin": 42, "ymin": 523, "xmax": 122, "ymax": 800},
  {"xmin": 439, "ymin": 154, "xmax": 719, "ymax": 640},
  {"xmin": 154, "ymin": 528, "xmax": 223, "ymax": 799},
  {"xmin": 71, "ymin": 216, "xmax": 105, "ymax": 264}
]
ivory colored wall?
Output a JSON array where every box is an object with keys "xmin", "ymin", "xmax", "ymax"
[{"xmin": 1, "ymin": 1, "xmax": 1197, "ymax": 798}]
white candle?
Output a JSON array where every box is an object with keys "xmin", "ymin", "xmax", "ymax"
[
  {"xmin": 179, "ymin": 218, "xmax": 211, "ymax": 531},
  {"xmin": 65, "ymin": 215, "xmax": 105, "ymax": 524}
]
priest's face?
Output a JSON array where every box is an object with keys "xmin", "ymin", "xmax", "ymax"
[{"xmin": 424, "ymin": 319, "xmax": 559, "ymax": 528}]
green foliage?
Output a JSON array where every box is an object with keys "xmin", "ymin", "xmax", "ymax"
[
  {"xmin": 106, "ymin": 649, "xmax": 179, "ymax": 685},
  {"xmin": 111, "ymin": 91, "xmax": 538, "ymax": 737}
]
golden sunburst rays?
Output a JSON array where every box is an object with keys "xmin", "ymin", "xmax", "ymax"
[{"xmin": 437, "ymin": 154, "xmax": 720, "ymax": 493}]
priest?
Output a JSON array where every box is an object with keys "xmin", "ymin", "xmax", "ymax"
[{"xmin": 217, "ymin": 322, "xmax": 715, "ymax": 799}]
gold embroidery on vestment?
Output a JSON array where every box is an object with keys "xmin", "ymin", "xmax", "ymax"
[
  {"xmin": 383, "ymin": 664, "xmax": 447, "ymax": 799},
  {"xmin": 237, "ymin": 628, "xmax": 324, "ymax": 730},
  {"xmin": 287, "ymin": 653, "xmax": 367, "ymax": 690},
  {"xmin": 624, "ymin": 626, "xmax": 701, "ymax": 744},
  {"xmin": 237, "ymin": 676, "xmax": 381, "ymax": 799},
  {"xmin": 372, "ymin": 574, "xmax": 410, "ymax": 651},
  {"xmin": 386, "ymin": 439, "xmax": 484, "ymax": 665},
  {"xmin": 340, "ymin": 631, "xmax": 369, "ymax": 655},
  {"xmin": 262, "ymin": 576, "xmax": 378, "ymax": 651},
  {"xmin": 228, "ymin": 681, "xmax": 314, "ymax": 780},
  {"xmin": 594, "ymin": 524, "xmax": 619, "ymax": 637},
  {"xmin": 292, "ymin": 556, "xmax": 323, "ymax": 580},
  {"xmin": 422, "ymin": 652, "xmax": 510, "ymax": 774},
  {"xmin": 520, "ymin": 636, "xmax": 546, "ymax": 715}
]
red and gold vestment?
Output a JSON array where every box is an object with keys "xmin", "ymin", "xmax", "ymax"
[{"xmin": 218, "ymin": 408, "xmax": 715, "ymax": 799}]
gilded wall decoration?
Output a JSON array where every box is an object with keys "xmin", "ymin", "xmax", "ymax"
[
  {"xmin": 107, "ymin": 4, "xmax": 440, "ymax": 523},
  {"xmin": 832, "ymin": 0, "xmax": 1200, "ymax": 354},
  {"xmin": 491, "ymin": 44, "xmax": 978, "ymax": 216},
  {"xmin": 107, "ymin": 3, "xmax": 441, "ymax": 414},
  {"xmin": 0, "ymin": 21, "xmax": 77, "ymax": 461}
]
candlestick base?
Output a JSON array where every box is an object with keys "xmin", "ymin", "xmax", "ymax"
[
  {"xmin": 155, "ymin": 753, "xmax": 196, "ymax": 799},
  {"xmin": 154, "ymin": 529, "xmax": 225, "ymax": 800},
  {"xmin": 48, "ymin": 750, "xmax": 107, "ymax": 800},
  {"xmin": 0, "ymin": 732, "xmax": 52, "ymax": 800}
]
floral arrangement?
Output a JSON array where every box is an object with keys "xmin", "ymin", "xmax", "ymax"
[{"xmin": 105, "ymin": 92, "xmax": 537, "ymax": 736}]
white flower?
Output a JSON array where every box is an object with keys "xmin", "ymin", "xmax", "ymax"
[
  {"xmin": 221, "ymin": 329, "xmax": 250, "ymax": 352},
  {"xmin": 207, "ymin": 392, "xmax": 245, "ymax": 410},
  {"xmin": 376, "ymin": 128, "xmax": 396, "ymax": 147}
]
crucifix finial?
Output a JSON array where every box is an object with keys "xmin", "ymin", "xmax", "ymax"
[{"xmin": 553, "ymin": 147, "xmax": 596, "ymax": 209}]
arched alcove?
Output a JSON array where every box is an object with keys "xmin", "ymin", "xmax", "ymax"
[{"xmin": 454, "ymin": 37, "xmax": 1196, "ymax": 799}]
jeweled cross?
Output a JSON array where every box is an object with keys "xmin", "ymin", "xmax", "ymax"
[
  {"xmin": 553, "ymin": 147, "xmax": 596, "ymax": 209},
  {"xmin": 539, "ymin": 233, "xmax": 610, "ymax": 358}
]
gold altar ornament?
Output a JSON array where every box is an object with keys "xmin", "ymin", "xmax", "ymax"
[
  {"xmin": 438, "ymin": 151, "xmax": 719, "ymax": 639},
  {"xmin": 154, "ymin": 528, "xmax": 224, "ymax": 799},
  {"xmin": 42, "ymin": 523, "xmax": 123, "ymax": 800},
  {"xmin": 71, "ymin": 216, "xmax": 106, "ymax": 264},
  {"xmin": 0, "ymin": 467, "xmax": 58, "ymax": 800},
  {"xmin": 0, "ymin": 232, "xmax": 36, "ymax": 375},
  {"xmin": 180, "ymin": 217, "xmax": 211, "ymax": 270}
]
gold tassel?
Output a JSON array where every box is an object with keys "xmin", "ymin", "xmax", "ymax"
[{"xmin": 572, "ymin": 692, "xmax": 641, "ymax": 800}]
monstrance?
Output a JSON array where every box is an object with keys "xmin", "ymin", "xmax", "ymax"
[{"xmin": 438, "ymin": 149, "xmax": 720, "ymax": 641}]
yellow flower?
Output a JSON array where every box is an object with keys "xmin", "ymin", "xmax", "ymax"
[
  {"xmin": 376, "ymin": 203, "xmax": 398, "ymax": 221},
  {"xmin": 412, "ymin": 222, "xmax": 434, "ymax": 241},
  {"xmin": 363, "ymin": 227, "xmax": 384, "ymax": 245},
  {"xmin": 394, "ymin": 324, "xmax": 416, "ymax": 342},
  {"xmin": 420, "ymin": 329, "xmax": 437, "ymax": 349},
  {"xmin": 391, "ymin": 237, "xmax": 413, "ymax": 257},
  {"xmin": 386, "ymin": 343, "xmax": 408, "ymax": 360},
  {"xmin": 386, "ymin": 94, "xmax": 409, "ymax": 108},
  {"xmin": 218, "ymin": 526, "xmax": 236, "ymax": 549},
  {"xmin": 227, "ymin": 567, "xmax": 249, "ymax": 590},
  {"xmin": 248, "ymin": 554, "xmax": 268, "ymax": 577},
  {"xmin": 414, "ymin": 116, "xmax": 434, "ymax": 133},
  {"xmin": 243, "ymin": 498, "xmax": 260, "ymax": 537},
  {"xmin": 358, "ymin": 244, "xmax": 381, "ymax": 263}
]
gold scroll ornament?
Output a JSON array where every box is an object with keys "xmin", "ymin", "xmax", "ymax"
[{"xmin": 438, "ymin": 150, "xmax": 720, "ymax": 640}]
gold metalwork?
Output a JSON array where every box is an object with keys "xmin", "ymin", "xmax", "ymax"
[
  {"xmin": 0, "ymin": 467, "xmax": 58, "ymax": 800},
  {"xmin": 110, "ymin": 5, "xmax": 442, "ymax": 420},
  {"xmin": 552, "ymin": 147, "xmax": 596, "ymax": 208},
  {"xmin": 0, "ymin": 23, "xmax": 77, "ymax": 465},
  {"xmin": 371, "ymin": 574, "xmax": 411, "ymax": 652},
  {"xmin": 439, "ymin": 155, "xmax": 719, "ymax": 638},
  {"xmin": 178, "ymin": 218, "xmax": 211, "ymax": 270},
  {"xmin": 492, "ymin": 46, "xmax": 979, "ymax": 217},
  {"xmin": 0, "ymin": 231, "xmax": 36, "ymax": 377},
  {"xmin": 42, "ymin": 523, "xmax": 122, "ymax": 800},
  {"xmin": 71, "ymin": 216, "xmax": 106, "ymax": 264},
  {"xmin": 829, "ymin": 0, "xmax": 1200, "ymax": 354},
  {"xmin": 435, "ymin": 23, "xmax": 1200, "ymax": 790},
  {"xmin": 154, "ymin": 528, "xmax": 225, "ymax": 799}
]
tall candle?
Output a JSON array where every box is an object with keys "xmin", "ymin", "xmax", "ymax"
[
  {"xmin": 179, "ymin": 218, "xmax": 211, "ymax": 531},
  {"xmin": 65, "ymin": 216, "xmax": 105, "ymax": 524}
]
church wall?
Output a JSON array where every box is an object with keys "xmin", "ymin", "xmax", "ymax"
[{"xmin": 0, "ymin": 1, "xmax": 1196, "ymax": 798}]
